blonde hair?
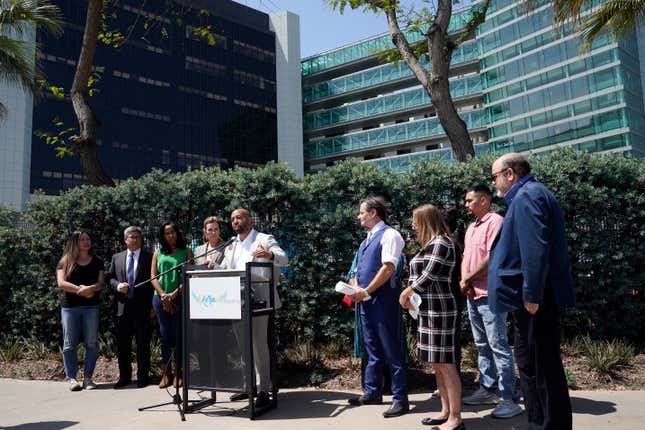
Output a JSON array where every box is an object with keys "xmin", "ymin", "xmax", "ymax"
[
  {"xmin": 202, "ymin": 216, "xmax": 220, "ymax": 242},
  {"xmin": 57, "ymin": 230, "xmax": 94, "ymax": 279},
  {"xmin": 413, "ymin": 204, "xmax": 451, "ymax": 247}
]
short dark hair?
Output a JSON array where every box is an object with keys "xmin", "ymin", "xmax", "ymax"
[
  {"xmin": 158, "ymin": 221, "xmax": 187, "ymax": 254},
  {"xmin": 360, "ymin": 196, "xmax": 388, "ymax": 222},
  {"xmin": 501, "ymin": 154, "xmax": 531, "ymax": 178},
  {"xmin": 468, "ymin": 184, "xmax": 493, "ymax": 199}
]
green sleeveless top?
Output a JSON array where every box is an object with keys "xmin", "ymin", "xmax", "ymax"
[{"xmin": 156, "ymin": 248, "xmax": 188, "ymax": 295}]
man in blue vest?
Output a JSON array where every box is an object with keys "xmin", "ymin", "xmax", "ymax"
[
  {"xmin": 347, "ymin": 196, "xmax": 409, "ymax": 418},
  {"xmin": 489, "ymin": 153, "xmax": 575, "ymax": 430}
]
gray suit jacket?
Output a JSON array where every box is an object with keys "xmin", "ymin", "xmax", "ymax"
[{"xmin": 106, "ymin": 249, "xmax": 153, "ymax": 316}]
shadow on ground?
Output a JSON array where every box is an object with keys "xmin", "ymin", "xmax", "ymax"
[
  {"xmin": 183, "ymin": 389, "xmax": 529, "ymax": 429},
  {"xmin": 571, "ymin": 396, "xmax": 616, "ymax": 415},
  {"xmin": 2, "ymin": 421, "xmax": 78, "ymax": 430}
]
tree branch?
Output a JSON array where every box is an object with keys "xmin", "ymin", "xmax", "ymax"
[
  {"xmin": 455, "ymin": 0, "xmax": 492, "ymax": 47},
  {"xmin": 374, "ymin": 1, "xmax": 429, "ymax": 88}
]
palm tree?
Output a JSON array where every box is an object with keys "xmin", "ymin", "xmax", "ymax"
[
  {"xmin": 552, "ymin": 0, "xmax": 645, "ymax": 50},
  {"xmin": 0, "ymin": 0, "xmax": 62, "ymax": 118}
]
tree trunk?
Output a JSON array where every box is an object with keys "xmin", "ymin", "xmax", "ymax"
[
  {"xmin": 426, "ymin": 0, "xmax": 474, "ymax": 161},
  {"xmin": 70, "ymin": 0, "xmax": 114, "ymax": 186},
  {"xmin": 384, "ymin": 0, "xmax": 475, "ymax": 161}
]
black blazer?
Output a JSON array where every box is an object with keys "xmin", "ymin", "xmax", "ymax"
[{"xmin": 106, "ymin": 249, "xmax": 153, "ymax": 315}]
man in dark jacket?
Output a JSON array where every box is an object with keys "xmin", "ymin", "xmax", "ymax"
[
  {"xmin": 106, "ymin": 226, "xmax": 153, "ymax": 388},
  {"xmin": 489, "ymin": 153, "xmax": 575, "ymax": 429}
]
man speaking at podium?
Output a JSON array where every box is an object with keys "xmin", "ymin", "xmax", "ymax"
[{"xmin": 222, "ymin": 208, "xmax": 288, "ymax": 408}]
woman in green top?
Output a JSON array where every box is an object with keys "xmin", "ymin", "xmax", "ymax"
[{"xmin": 151, "ymin": 221, "xmax": 193, "ymax": 388}]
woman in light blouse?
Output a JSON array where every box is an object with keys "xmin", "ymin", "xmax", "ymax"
[{"xmin": 193, "ymin": 216, "xmax": 224, "ymax": 268}]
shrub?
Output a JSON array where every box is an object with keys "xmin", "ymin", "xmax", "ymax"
[
  {"xmin": 462, "ymin": 342, "xmax": 479, "ymax": 369},
  {"xmin": 576, "ymin": 335, "xmax": 636, "ymax": 376},
  {"xmin": 0, "ymin": 338, "xmax": 24, "ymax": 361},
  {"xmin": 0, "ymin": 149, "xmax": 643, "ymax": 350}
]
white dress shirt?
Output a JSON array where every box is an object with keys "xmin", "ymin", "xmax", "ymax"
[
  {"xmin": 367, "ymin": 221, "xmax": 404, "ymax": 266},
  {"xmin": 229, "ymin": 229, "xmax": 260, "ymax": 270},
  {"xmin": 126, "ymin": 248, "xmax": 141, "ymax": 276}
]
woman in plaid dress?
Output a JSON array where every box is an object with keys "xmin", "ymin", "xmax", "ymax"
[{"xmin": 400, "ymin": 204, "xmax": 463, "ymax": 430}]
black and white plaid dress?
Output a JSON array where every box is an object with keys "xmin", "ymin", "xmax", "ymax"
[{"xmin": 409, "ymin": 235, "xmax": 457, "ymax": 363}]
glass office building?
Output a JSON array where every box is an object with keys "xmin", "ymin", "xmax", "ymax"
[
  {"xmin": 1, "ymin": 0, "xmax": 298, "ymax": 205},
  {"xmin": 301, "ymin": 0, "xmax": 645, "ymax": 172},
  {"xmin": 29, "ymin": 0, "xmax": 280, "ymax": 196}
]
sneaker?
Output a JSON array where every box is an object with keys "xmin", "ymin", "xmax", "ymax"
[
  {"xmin": 83, "ymin": 378, "xmax": 97, "ymax": 390},
  {"xmin": 492, "ymin": 399, "xmax": 524, "ymax": 419},
  {"xmin": 462, "ymin": 387, "xmax": 499, "ymax": 405},
  {"xmin": 428, "ymin": 389, "xmax": 441, "ymax": 400},
  {"xmin": 69, "ymin": 378, "xmax": 82, "ymax": 391}
]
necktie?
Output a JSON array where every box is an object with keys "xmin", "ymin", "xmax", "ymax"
[
  {"xmin": 126, "ymin": 252, "xmax": 135, "ymax": 298},
  {"xmin": 366, "ymin": 231, "xmax": 373, "ymax": 246}
]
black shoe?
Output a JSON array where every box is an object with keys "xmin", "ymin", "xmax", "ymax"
[
  {"xmin": 383, "ymin": 402, "xmax": 409, "ymax": 418},
  {"xmin": 255, "ymin": 391, "xmax": 270, "ymax": 408},
  {"xmin": 136, "ymin": 378, "xmax": 149, "ymax": 388},
  {"xmin": 431, "ymin": 422, "xmax": 465, "ymax": 430},
  {"xmin": 230, "ymin": 392, "xmax": 250, "ymax": 401},
  {"xmin": 422, "ymin": 417, "xmax": 448, "ymax": 426},
  {"xmin": 113, "ymin": 379, "xmax": 131, "ymax": 389},
  {"xmin": 348, "ymin": 394, "xmax": 383, "ymax": 406}
]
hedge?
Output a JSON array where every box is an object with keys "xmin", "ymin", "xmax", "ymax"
[{"xmin": 0, "ymin": 149, "xmax": 643, "ymax": 350}]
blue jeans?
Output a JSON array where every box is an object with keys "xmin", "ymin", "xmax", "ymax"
[
  {"xmin": 61, "ymin": 306, "xmax": 99, "ymax": 379},
  {"xmin": 152, "ymin": 295, "xmax": 182, "ymax": 367},
  {"xmin": 467, "ymin": 297, "xmax": 518, "ymax": 401}
]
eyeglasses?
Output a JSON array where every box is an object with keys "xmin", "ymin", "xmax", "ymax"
[{"xmin": 491, "ymin": 167, "xmax": 509, "ymax": 182}]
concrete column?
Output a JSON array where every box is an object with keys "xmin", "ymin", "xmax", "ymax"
[{"xmin": 269, "ymin": 11, "xmax": 304, "ymax": 177}]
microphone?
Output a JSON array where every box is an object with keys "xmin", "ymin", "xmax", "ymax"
[{"xmin": 215, "ymin": 236, "xmax": 236, "ymax": 250}]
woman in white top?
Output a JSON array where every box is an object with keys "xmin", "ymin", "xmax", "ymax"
[{"xmin": 193, "ymin": 216, "xmax": 225, "ymax": 268}]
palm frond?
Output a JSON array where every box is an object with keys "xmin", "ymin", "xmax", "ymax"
[
  {"xmin": 0, "ymin": 35, "xmax": 35, "ymax": 89},
  {"xmin": 552, "ymin": 0, "xmax": 587, "ymax": 25},
  {"xmin": 0, "ymin": 0, "xmax": 63, "ymax": 37},
  {"xmin": 579, "ymin": 0, "xmax": 645, "ymax": 50}
]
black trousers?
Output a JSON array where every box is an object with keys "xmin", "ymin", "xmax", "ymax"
[
  {"xmin": 513, "ymin": 288, "xmax": 572, "ymax": 430},
  {"xmin": 116, "ymin": 306, "xmax": 151, "ymax": 381}
]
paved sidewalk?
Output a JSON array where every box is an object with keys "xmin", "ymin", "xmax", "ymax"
[{"xmin": 1, "ymin": 379, "xmax": 643, "ymax": 429}]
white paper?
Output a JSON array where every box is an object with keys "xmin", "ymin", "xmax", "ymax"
[
  {"xmin": 335, "ymin": 281, "xmax": 358, "ymax": 295},
  {"xmin": 409, "ymin": 293, "xmax": 422, "ymax": 320},
  {"xmin": 334, "ymin": 281, "xmax": 371, "ymax": 301},
  {"xmin": 189, "ymin": 276, "xmax": 242, "ymax": 320}
]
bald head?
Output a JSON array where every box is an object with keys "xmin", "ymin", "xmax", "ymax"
[
  {"xmin": 491, "ymin": 153, "xmax": 531, "ymax": 197},
  {"xmin": 231, "ymin": 208, "xmax": 253, "ymax": 238},
  {"xmin": 495, "ymin": 153, "xmax": 531, "ymax": 178}
]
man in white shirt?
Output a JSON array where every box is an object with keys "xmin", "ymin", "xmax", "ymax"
[
  {"xmin": 223, "ymin": 208, "xmax": 288, "ymax": 408},
  {"xmin": 348, "ymin": 197, "xmax": 409, "ymax": 418}
]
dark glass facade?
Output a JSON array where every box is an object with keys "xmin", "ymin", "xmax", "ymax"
[{"xmin": 31, "ymin": 0, "xmax": 277, "ymax": 194}]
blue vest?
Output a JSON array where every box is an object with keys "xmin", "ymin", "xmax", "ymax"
[{"xmin": 356, "ymin": 227, "xmax": 396, "ymax": 293}]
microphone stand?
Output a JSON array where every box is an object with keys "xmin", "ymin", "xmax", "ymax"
[
  {"xmin": 132, "ymin": 236, "xmax": 235, "ymax": 290},
  {"xmin": 137, "ymin": 237, "xmax": 234, "ymax": 421}
]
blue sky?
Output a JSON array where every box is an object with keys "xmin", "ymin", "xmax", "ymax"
[{"xmin": 233, "ymin": 0, "xmax": 389, "ymax": 58}]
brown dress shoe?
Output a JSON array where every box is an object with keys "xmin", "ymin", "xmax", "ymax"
[
  {"xmin": 159, "ymin": 367, "xmax": 173, "ymax": 389},
  {"xmin": 173, "ymin": 369, "xmax": 183, "ymax": 388}
]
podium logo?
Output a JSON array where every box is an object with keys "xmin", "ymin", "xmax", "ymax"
[{"xmin": 191, "ymin": 291, "xmax": 238, "ymax": 307}]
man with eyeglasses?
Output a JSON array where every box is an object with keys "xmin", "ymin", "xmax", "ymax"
[
  {"xmin": 488, "ymin": 153, "xmax": 575, "ymax": 429},
  {"xmin": 106, "ymin": 226, "xmax": 153, "ymax": 388}
]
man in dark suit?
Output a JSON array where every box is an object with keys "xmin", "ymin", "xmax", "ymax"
[
  {"xmin": 107, "ymin": 226, "xmax": 153, "ymax": 388},
  {"xmin": 488, "ymin": 153, "xmax": 575, "ymax": 430}
]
